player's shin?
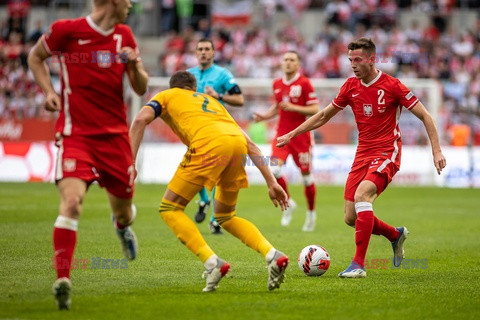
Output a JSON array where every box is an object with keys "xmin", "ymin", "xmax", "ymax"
[
  {"xmin": 353, "ymin": 202, "xmax": 375, "ymax": 267},
  {"xmin": 53, "ymin": 216, "xmax": 78, "ymax": 279},
  {"xmin": 216, "ymin": 211, "xmax": 273, "ymax": 257},
  {"xmin": 159, "ymin": 199, "xmax": 214, "ymax": 261}
]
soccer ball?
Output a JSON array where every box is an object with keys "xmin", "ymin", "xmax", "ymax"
[{"xmin": 298, "ymin": 245, "xmax": 330, "ymax": 276}]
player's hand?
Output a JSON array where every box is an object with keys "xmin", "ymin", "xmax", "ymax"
[
  {"xmin": 276, "ymin": 133, "xmax": 292, "ymax": 148},
  {"xmin": 252, "ymin": 112, "xmax": 265, "ymax": 122},
  {"xmin": 268, "ymin": 182, "xmax": 289, "ymax": 210},
  {"xmin": 204, "ymin": 86, "xmax": 219, "ymax": 98},
  {"xmin": 433, "ymin": 150, "xmax": 446, "ymax": 175},
  {"xmin": 44, "ymin": 92, "xmax": 61, "ymax": 112},
  {"xmin": 278, "ymin": 101, "xmax": 293, "ymax": 111},
  {"xmin": 119, "ymin": 46, "xmax": 140, "ymax": 64}
]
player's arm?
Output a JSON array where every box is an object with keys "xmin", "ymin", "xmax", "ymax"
[
  {"xmin": 278, "ymin": 101, "xmax": 320, "ymax": 115},
  {"xmin": 205, "ymin": 84, "xmax": 244, "ymax": 107},
  {"xmin": 252, "ymin": 103, "xmax": 279, "ymax": 122},
  {"xmin": 276, "ymin": 103, "xmax": 339, "ymax": 147},
  {"xmin": 409, "ymin": 101, "xmax": 447, "ymax": 174},
  {"xmin": 27, "ymin": 38, "xmax": 61, "ymax": 111},
  {"xmin": 129, "ymin": 106, "xmax": 157, "ymax": 164},
  {"xmin": 121, "ymin": 47, "xmax": 149, "ymax": 96},
  {"xmin": 242, "ymin": 130, "xmax": 288, "ymax": 210}
]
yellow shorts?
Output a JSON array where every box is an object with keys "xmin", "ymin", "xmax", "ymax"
[{"xmin": 168, "ymin": 135, "xmax": 249, "ymax": 200}]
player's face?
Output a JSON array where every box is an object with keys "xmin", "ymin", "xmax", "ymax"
[
  {"xmin": 196, "ymin": 42, "xmax": 215, "ymax": 68},
  {"xmin": 281, "ymin": 52, "xmax": 300, "ymax": 76},
  {"xmin": 348, "ymin": 49, "xmax": 374, "ymax": 80},
  {"xmin": 114, "ymin": 0, "xmax": 132, "ymax": 23}
]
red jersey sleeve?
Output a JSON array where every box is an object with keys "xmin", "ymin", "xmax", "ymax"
[
  {"xmin": 302, "ymin": 78, "xmax": 319, "ymax": 105},
  {"xmin": 332, "ymin": 78, "xmax": 353, "ymax": 110},
  {"xmin": 42, "ymin": 19, "xmax": 71, "ymax": 54},
  {"xmin": 395, "ymin": 80, "xmax": 418, "ymax": 110},
  {"xmin": 121, "ymin": 25, "xmax": 138, "ymax": 53}
]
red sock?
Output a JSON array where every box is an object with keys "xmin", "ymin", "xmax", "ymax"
[
  {"xmin": 276, "ymin": 176, "xmax": 290, "ymax": 198},
  {"xmin": 353, "ymin": 203, "xmax": 374, "ymax": 268},
  {"xmin": 304, "ymin": 184, "xmax": 316, "ymax": 211},
  {"xmin": 372, "ymin": 216, "xmax": 400, "ymax": 242},
  {"xmin": 53, "ymin": 227, "xmax": 77, "ymax": 279}
]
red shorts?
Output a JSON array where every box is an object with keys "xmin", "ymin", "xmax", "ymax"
[
  {"xmin": 344, "ymin": 157, "xmax": 399, "ymax": 202},
  {"xmin": 271, "ymin": 133, "xmax": 312, "ymax": 173},
  {"xmin": 55, "ymin": 133, "xmax": 134, "ymax": 199}
]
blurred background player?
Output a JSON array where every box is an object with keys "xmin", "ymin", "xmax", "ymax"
[
  {"xmin": 187, "ymin": 38, "xmax": 244, "ymax": 234},
  {"xmin": 277, "ymin": 38, "xmax": 446, "ymax": 278},
  {"xmin": 129, "ymin": 71, "xmax": 289, "ymax": 292},
  {"xmin": 27, "ymin": 0, "xmax": 148, "ymax": 310},
  {"xmin": 253, "ymin": 51, "xmax": 319, "ymax": 232}
]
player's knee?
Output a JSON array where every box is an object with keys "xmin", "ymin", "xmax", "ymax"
[
  {"xmin": 353, "ymin": 191, "xmax": 370, "ymax": 204},
  {"xmin": 270, "ymin": 165, "xmax": 283, "ymax": 179},
  {"xmin": 344, "ymin": 214, "xmax": 356, "ymax": 227},
  {"xmin": 302, "ymin": 173, "xmax": 314, "ymax": 186},
  {"xmin": 62, "ymin": 194, "xmax": 83, "ymax": 218},
  {"xmin": 214, "ymin": 211, "xmax": 236, "ymax": 225},
  {"xmin": 159, "ymin": 200, "xmax": 182, "ymax": 222},
  {"xmin": 115, "ymin": 204, "xmax": 136, "ymax": 226}
]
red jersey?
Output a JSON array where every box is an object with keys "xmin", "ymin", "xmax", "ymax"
[
  {"xmin": 42, "ymin": 16, "xmax": 138, "ymax": 136},
  {"xmin": 273, "ymin": 73, "xmax": 319, "ymax": 137},
  {"xmin": 332, "ymin": 71, "xmax": 418, "ymax": 166}
]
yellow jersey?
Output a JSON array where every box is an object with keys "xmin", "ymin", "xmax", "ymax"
[{"xmin": 146, "ymin": 88, "xmax": 243, "ymax": 146}]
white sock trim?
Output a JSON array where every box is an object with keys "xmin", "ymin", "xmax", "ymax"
[
  {"xmin": 204, "ymin": 254, "xmax": 218, "ymax": 270},
  {"xmin": 355, "ymin": 202, "xmax": 373, "ymax": 214},
  {"xmin": 270, "ymin": 165, "xmax": 282, "ymax": 179},
  {"xmin": 265, "ymin": 248, "xmax": 276, "ymax": 262},
  {"xmin": 302, "ymin": 173, "xmax": 314, "ymax": 186},
  {"xmin": 54, "ymin": 215, "xmax": 78, "ymax": 231}
]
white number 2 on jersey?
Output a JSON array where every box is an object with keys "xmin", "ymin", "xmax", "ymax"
[{"xmin": 377, "ymin": 89, "xmax": 385, "ymax": 105}]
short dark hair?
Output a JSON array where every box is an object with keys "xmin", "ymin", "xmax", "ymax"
[
  {"xmin": 347, "ymin": 38, "xmax": 376, "ymax": 55},
  {"xmin": 169, "ymin": 71, "xmax": 197, "ymax": 90},
  {"xmin": 197, "ymin": 38, "xmax": 214, "ymax": 50},
  {"xmin": 285, "ymin": 50, "xmax": 301, "ymax": 61}
]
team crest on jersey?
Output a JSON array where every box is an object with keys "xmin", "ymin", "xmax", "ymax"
[
  {"xmin": 289, "ymin": 85, "xmax": 302, "ymax": 98},
  {"xmin": 63, "ymin": 159, "xmax": 76, "ymax": 172},
  {"xmin": 96, "ymin": 50, "xmax": 112, "ymax": 68},
  {"xmin": 363, "ymin": 104, "xmax": 373, "ymax": 117}
]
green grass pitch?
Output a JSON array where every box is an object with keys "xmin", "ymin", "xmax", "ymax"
[{"xmin": 1, "ymin": 182, "xmax": 479, "ymax": 319}]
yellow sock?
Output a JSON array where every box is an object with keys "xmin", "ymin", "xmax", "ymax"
[
  {"xmin": 216, "ymin": 211, "xmax": 273, "ymax": 257},
  {"xmin": 159, "ymin": 199, "xmax": 214, "ymax": 262}
]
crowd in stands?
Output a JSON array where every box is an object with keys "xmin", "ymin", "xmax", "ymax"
[{"xmin": 0, "ymin": 0, "xmax": 479, "ymax": 145}]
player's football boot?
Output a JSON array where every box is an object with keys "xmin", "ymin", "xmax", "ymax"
[
  {"xmin": 195, "ymin": 200, "xmax": 210, "ymax": 223},
  {"xmin": 52, "ymin": 277, "xmax": 72, "ymax": 310},
  {"xmin": 209, "ymin": 220, "xmax": 223, "ymax": 234},
  {"xmin": 112, "ymin": 213, "xmax": 138, "ymax": 261},
  {"xmin": 391, "ymin": 226, "xmax": 409, "ymax": 267},
  {"xmin": 202, "ymin": 258, "xmax": 230, "ymax": 292},
  {"xmin": 338, "ymin": 261, "xmax": 366, "ymax": 278},
  {"xmin": 281, "ymin": 198, "xmax": 297, "ymax": 226},
  {"xmin": 267, "ymin": 251, "xmax": 289, "ymax": 291},
  {"xmin": 302, "ymin": 210, "xmax": 317, "ymax": 232}
]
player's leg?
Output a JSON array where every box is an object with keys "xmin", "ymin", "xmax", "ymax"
[
  {"xmin": 214, "ymin": 187, "xmax": 289, "ymax": 291},
  {"xmin": 271, "ymin": 156, "xmax": 297, "ymax": 226},
  {"xmin": 162, "ymin": 176, "xmax": 229, "ymax": 292},
  {"xmin": 208, "ymin": 186, "xmax": 222, "ymax": 234},
  {"xmin": 338, "ymin": 165, "xmax": 373, "ymax": 278},
  {"xmin": 107, "ymin": 193, "xmax": 138, "ymax": 260},
  {"xmin": 97, "ymin": 134, "xmax": 138, "ymax": 261},
  {"xmin": 300, "ymin": 171, "xmax": 316, "ymax": 231},
  {"xmin": 51, "ymin": 135, "xmax": 96, "ymax": 310},
  {"xmin": 52, "ymin": 177, "xmax": 87, "ymax": 310},
  {"xmin": 292, "ymin": 145, "xmax": 316, "ymax": 232},
  {"xmin": 194, "ymin": 187, "xmax": 210, "ymax": 223}
]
